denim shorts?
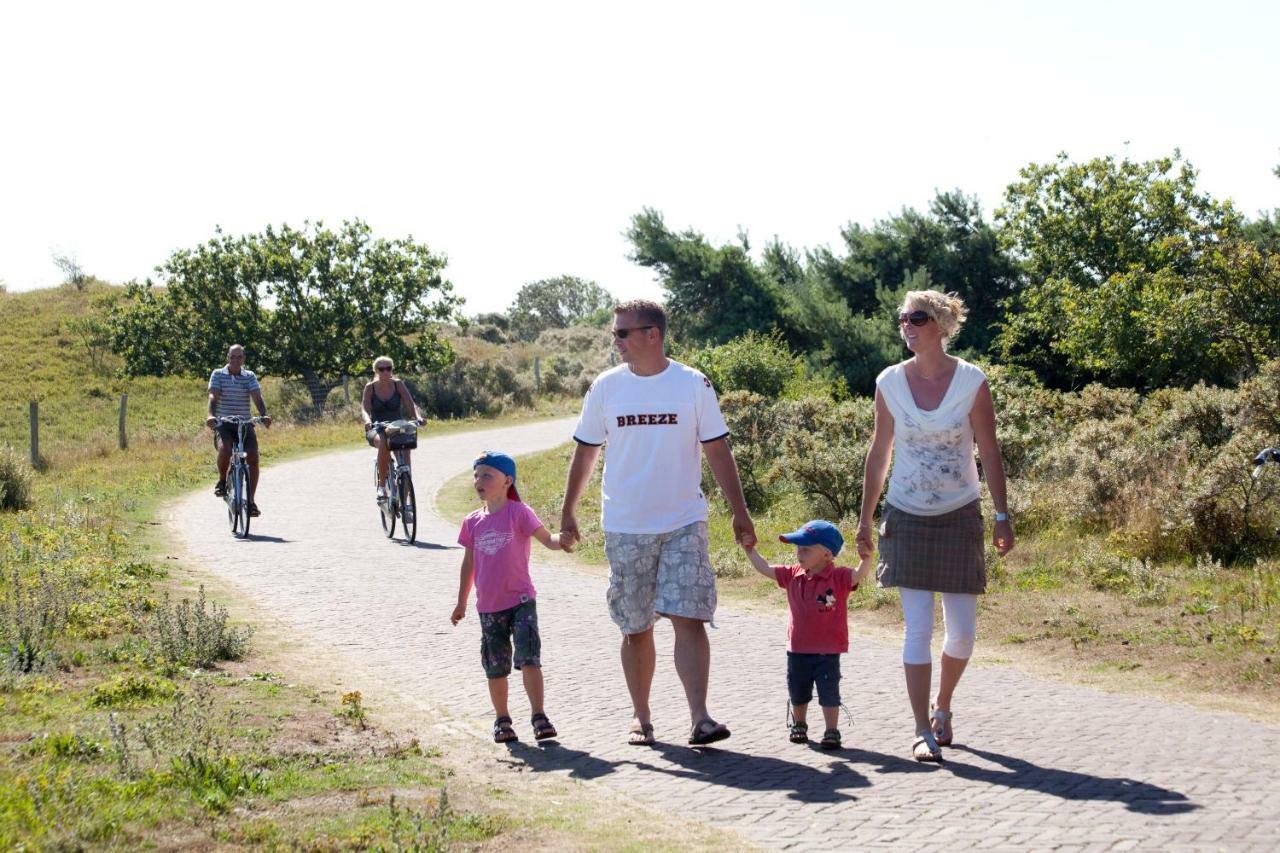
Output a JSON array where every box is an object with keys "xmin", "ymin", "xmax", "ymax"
[
  {"xmin": 479, "ymin": 599, "xmax": 541, "ymax": 678},
  {"xmin": 787, "ymin": 652, "xmax": 842, "ymax": 707}
]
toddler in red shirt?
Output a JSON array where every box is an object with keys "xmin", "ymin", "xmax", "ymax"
[{"xmin": 744, "ymin": 520, "xmax": 871, "ymax": 749}]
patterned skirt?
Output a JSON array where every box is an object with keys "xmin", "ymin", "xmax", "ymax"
[{"xmin": 875, "ymin": 499, "xmax": 986, "ymax": 595}]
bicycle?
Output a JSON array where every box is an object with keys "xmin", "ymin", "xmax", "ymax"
[
  {"xmin": 371, "ymin": 419, "xmax": 421, "ymax": 544},
  {"xmin": 216, "ymin": 415, "xmax": 266, "ymax": 538}
]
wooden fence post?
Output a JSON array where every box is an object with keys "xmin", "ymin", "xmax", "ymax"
[
  {"xmin": 118, "ymin": 393, "xmax": 129, "ymax": 450},
  {"xmin": 343, "ymin": 375, "xmax": 350, "ymax": 403},
  {"xmin": 29, "ymin": 400, "xmax": 38, "ymax": 467},
  {"xmin": 534, "ymin": 356, "xmax": 542, "ymax": 392}
]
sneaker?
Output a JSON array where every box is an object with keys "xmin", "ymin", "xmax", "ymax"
[
  {"xmin": 213, "ymin": 480, "xmax": 227, "ymax": 497},
  {"xmin": 248, "ymin": 502, "xmax": 261, "ymax": 518}
]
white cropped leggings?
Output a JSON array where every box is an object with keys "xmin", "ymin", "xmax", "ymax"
[{"xmin": 899, "ymin": 587, "xmax": 978, "ymax": 665}]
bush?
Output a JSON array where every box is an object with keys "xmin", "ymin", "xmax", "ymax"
[
  {"xmin": 144, "ymin": 587, "xmax": 252, "ymax": 669},
  {"xmin": 686, "ymin": 331, "xmax": 806, "ymax": 398},
  {"xmin": 1173, "ymin": 427, "xmax": 1280, "ymax": 562},
  {"xmin": 719, "ymin": 391, "xmax": 785, "ymax": 511},
  {"xmin": 0, "ymin": 444, "xmax": 34, "ymax": 511},
  {"xmin": 1, "ymin": 568, "xmax": 68, "ymax": 674},
  {"xmin": 414, "ymin": 357, "xmax": 534, "ymax": 418},
  {"xmin": 778, "ymin": 399, "xmax": 874, "ymax": 519}
]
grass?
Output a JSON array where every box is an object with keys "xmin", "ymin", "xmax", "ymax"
[{"xmin": 440, "ymin": 442, "xmax": 1280, "ymax": 715}]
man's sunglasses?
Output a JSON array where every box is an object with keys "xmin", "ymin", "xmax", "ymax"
[
  {"xmin": 898, "ymin": 310, "xmax": 932, "ymax": 327},
  {"xmin": 612, "ymin": 325, "xmax": 656, "ymax": 339}
]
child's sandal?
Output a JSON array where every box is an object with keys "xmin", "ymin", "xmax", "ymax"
[
  {"xmin": 789, "ymin": 721, "xmax": 809, "ymax": 743},
  {"xmin": 820, "ymin": 728, "xmax": 842, "ymax": 750},
  {"xmin": 492, "ymin": 715, "xmax": 517, "ymax": 743},
  {"xmin": 531, "ymin": 712, "xmax": 557, "ymax": 741}
]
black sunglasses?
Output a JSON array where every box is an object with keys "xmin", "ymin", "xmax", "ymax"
[
  {"xmin": 898, "ymin": 310, "xmax": 932, "ymax": 327},
  {"xmin": 376, "ymin": 365, "xmax": 392, "ymax": 372},
  {"xmin": 612, "ymin": 325, "xmax": 656, "ymax": 339}
]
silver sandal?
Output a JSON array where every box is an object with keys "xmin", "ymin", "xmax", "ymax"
[
  {"xmin": 930, "ymin": 705, "xmax": 953, "ymax": 747},
  {"xmin": 913, "ymin": 729, "xmax": 943, "ymax": 762}
]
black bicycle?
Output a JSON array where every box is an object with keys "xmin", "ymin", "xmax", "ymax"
[
  {"xmin": 217, "ymin": 415, "xmax": 265, "ymax": 538},
  {"xmin": 371, "ymin": 419, "xmax": 421, "ymax": 544}
]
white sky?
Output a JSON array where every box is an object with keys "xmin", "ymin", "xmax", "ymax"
[{"xmin": 2, "ymin": 0, "xmax": 1277, "ymax": 314}]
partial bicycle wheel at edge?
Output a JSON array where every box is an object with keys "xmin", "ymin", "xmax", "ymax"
[
  {"xmin": 399, "ymin": 473, "xmax": 417, "ymax": 544},
  {"xmin": 231, "ymin": 465, "xmax": 249, "ymax": 538}
]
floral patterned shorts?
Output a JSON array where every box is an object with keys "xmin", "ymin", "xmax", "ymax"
[
  {"xmin": 604, "ymin": 521, "xmax": 717, "ymax": 634},
  {"xmin": 479, "ymin": 599, "xmax": 541, "ymax": 678}
]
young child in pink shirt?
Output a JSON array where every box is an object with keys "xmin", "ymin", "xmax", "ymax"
[
  {"xmin": 451, "ymin": 451, "xmax": 567, "ymax": 743},
  {"xmin": 744, "ymin": 520, "xmax": 871, "ymax": 749}
]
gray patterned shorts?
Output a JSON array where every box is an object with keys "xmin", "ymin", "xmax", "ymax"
[{"xmin": 604, "ymin": 520, "xmax": 717, "ymax": 634}]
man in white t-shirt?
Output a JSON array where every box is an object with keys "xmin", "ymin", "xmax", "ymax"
[{"xmin": 560, "ymin": 299, "xmax": 757, "ymax": 747}]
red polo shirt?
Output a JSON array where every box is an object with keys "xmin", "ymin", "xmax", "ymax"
[{"xmin": 775, "ymin": 564, "xmax": 857, "ymax": 654}]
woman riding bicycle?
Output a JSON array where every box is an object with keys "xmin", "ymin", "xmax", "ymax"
[{"xmin": 361, "ymin": 356, "xmax": 425, "ymax": 498}]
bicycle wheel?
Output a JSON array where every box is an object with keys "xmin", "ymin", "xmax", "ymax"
[
  {"xmin": 380, "ymin": 471, "xmax": 397, "ymax": 539},
  {"xmin": 399, "ymin": 472, "xmax": 417, "ymax": 544},
  {"xmin": 226, "ymin": 472, "xmax": 239, "ymax": 535},
  {"xmin": 233, "ymin": 464, "xmax": 251, "ymax": 538}
]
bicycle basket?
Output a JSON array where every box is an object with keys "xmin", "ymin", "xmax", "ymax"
[{"xmin": 385, "ymin": 420, "xmax": 418, "ymax": 450}]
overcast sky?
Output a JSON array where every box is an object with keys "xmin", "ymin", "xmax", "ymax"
[{"xmin": 2, "ymin": 0, "xmax": 1276, "ymax": 314}]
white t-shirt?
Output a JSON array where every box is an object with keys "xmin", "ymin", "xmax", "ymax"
[
  {"xmin": 877, "ymin": 358, "xmax": 987, "ymax": 516},
  {"xmin": 573, "ymin": 360, "xmax": 730, "ymax": 534}
]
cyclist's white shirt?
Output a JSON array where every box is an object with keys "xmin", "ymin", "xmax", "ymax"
[
  {"xmin": 573, "ymin": 360, "xmax": 729, "ymax": 535},
  {"xmin": 208, "ymin": 367, "xmax": 260, "ymax": 418}
]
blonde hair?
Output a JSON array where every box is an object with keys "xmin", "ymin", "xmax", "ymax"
[
  {"xmin": 372, "ymin": 355, "xmax": 394, "ymax": 373},
  {"xmin": 901, "ymin": 290, "xmax": 967, "ymax": 348}
]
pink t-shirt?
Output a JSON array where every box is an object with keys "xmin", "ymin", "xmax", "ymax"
[
  {"xmin": 457, "ymin": 501, "xmax": 544, "ymax": 613},
  {"xmin": 774, "ymin": 564, "xmax": 857, "ymax": 654}
]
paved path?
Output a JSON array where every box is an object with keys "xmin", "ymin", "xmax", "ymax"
[{"xmin": 170, "ymin": 418, "xmax": 1280, "ymax": 851}]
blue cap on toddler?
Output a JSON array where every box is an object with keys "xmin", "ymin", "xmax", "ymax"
[
  {"xmin": 473, "ymin": 451, "xmax": 521, "ymax": 501},
  {"xmin": 778, "ymin": 520, "xmax": 843, "ymax": 557}
]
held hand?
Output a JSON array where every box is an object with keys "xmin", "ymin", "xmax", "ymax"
[
  {"xmin": 450, "ymin": 604, "xmax": 466, "ymax": 625},
  {"xmin": 560, "ymin": 513, "xmax": 580, "ymax": 549},
  {"xmin": 993, "ymin": 520, "xmax": 1015, "ymax": 556},
  {"xmin": 363, "ymin": 422, "xmax": 373, "ymax": 433},
  {"xmin": 855, "ymin": 522, "xmax": 874, "ymax": 560},
  {"xmin": 732, "ymin": 513, "xmax": 757, "ymax": 549},
  {"xmin": 205, "ymin": 416, "xmax": 217, "ymax": 430},
  {"xmin": 261, "ymin": 415, "xmax": 272, "ymax": 428},
  {"xmin": 557, "ymin": 533, "xmax": 575, "ymax": 554}
]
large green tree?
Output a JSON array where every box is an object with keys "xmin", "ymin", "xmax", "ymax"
[
  {"xmin": 807, "ymin": 191, "xmax": 1019, "ymax": 353},
  {"xmin": 626, "ymin": 208, "xmax": 791, "ymax": 345},
  {"xmin": 109, "ymin": 220, "xmax": 462, "ymax": 407},
  {"xmin": 994, "ymin": 151, "xmax": 1256, "ymax": 388},
  {"xmin": 507, "ymin": 275, "xmax": 614, "ymax": 340}
]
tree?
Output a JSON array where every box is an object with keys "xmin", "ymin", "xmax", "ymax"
[
  {"xmin": 52, "ymin": 251, "xmax": 88, "ymax": 290},
  {"xmin": 806, "ymin": 191, "xmax": 1019, "ymax": 354},
  {"xmin": 994, "ymin": 151, "xmax": 1243, "ymax": 387},
  {"xmin": 626, "ymin": 208, "xmax": 791, "ymax": 345},
  {"xmin": 109, "ymin": 220, "xmax": 462, "ymax": 408},
  {"xmin": 507, "ymin": 275, "xmax": 614, "ymax": 340}
]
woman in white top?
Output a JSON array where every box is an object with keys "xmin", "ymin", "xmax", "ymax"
[{"xmin": 855, "ymin": 290, "xmax": 1015, "ymax": 762}]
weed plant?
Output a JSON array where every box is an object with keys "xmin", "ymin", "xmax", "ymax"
[{"xmin": 143, "ymin": 586, "xmax": 252, "ymax": 670}]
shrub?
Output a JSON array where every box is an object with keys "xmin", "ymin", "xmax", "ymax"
[
  {"xmin": 0, "ymin": 444, "xmax": 34, "ymax": 511},
  {"xmin": 1, "ymin": 568, "xmax": 68, "ymax": 674},
  {"xmin": 778, "ymin": 399, "xmax": 874, "ymax": 519},
  {"xmin": 414, "ymin": 356, "xmax": 534, "ymax": 418},
  {"xmin": 1060, "ymin": 383, "xmax": 1141, "ymax": 426},
  {"xmin": 718, "ymin": 391, "xmax": 786, "ymax": 511},
  {"xmin": 1172, "ymin": 427, "xmax": 1280, "ymax": 562},
  {"xmin": 144, "ymin": 586, "xmax": 252, "ymax": 669},
  {"xmin": 686, "ymin": 331, "xmax": 806, "ymax": 398},
  {"xmin": 1148, "ymin": 383, "xmax": 1241, "ymax": 460},
  {"xmin": 984, "ymin": 365, "xmax": 1061, "ymax": 479},
  {"xmin": 1238, "ymin": 357, "xmax": 1280, "ymax": 435},
  {"xmin": 92, "ymin": 672, "xmax": 177, "ymax": 707}
]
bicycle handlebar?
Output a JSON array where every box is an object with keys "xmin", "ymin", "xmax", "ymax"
[{"xmin": 215, "ymin": 416, "xmax": 267, "ymax": 425}]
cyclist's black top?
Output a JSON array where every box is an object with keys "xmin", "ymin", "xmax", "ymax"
[{"xmin": 370, "ymin": 383, "xmax": 404, "ymax": 423}]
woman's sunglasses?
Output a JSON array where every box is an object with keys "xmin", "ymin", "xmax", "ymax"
[
  {"xmin": 898, "ymin": 310, "xmax": 932, "ymax": 327},
  {"xmin": 376, "ymin": 365, "xmax": 392, "ymax": 372}
]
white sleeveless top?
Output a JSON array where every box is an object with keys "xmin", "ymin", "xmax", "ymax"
[{"xmin": 876, "ymin": 358, "xmax": 987, "ymax": 516}]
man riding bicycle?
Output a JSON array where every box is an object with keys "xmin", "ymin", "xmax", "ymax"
[
  {"xmin": 206, "ymin": 344, "xmax": 271, "ymax": 516},
  {"xmin": 361, "ymin": 355, "xmax": 425, "ymax": 498}
]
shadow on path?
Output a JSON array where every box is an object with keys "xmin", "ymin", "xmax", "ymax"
[
  {"xmin": 242, "ymin": 534, "xmax": 289, "ymax": 543},
  {"xmin": 943, "ymin": 745, "xmax": 1199, "ymax": 815},
  {"xmin": 633, "ymin": 743, "xmax": 874, "ymax": 804},
  {"xmin": 502, "ymin": 740, "xmax": 624, "ymax": 781},
  {"xmin": 399, "ymin": 539, "xmax": 456, "ymax": 551}
]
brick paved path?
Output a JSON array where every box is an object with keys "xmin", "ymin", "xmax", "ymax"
[{"xmin": 171, "ymin": 418, "xmax": 1280, "ymax": 851}]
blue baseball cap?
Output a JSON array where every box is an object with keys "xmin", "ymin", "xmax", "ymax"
[
  {"xmin": 779, "ymin": 520, "xmax": 843, "ymax": 557},
  {"xmin": 473, "ymin": 451, "xmax": 521, "ymax": 501}
]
